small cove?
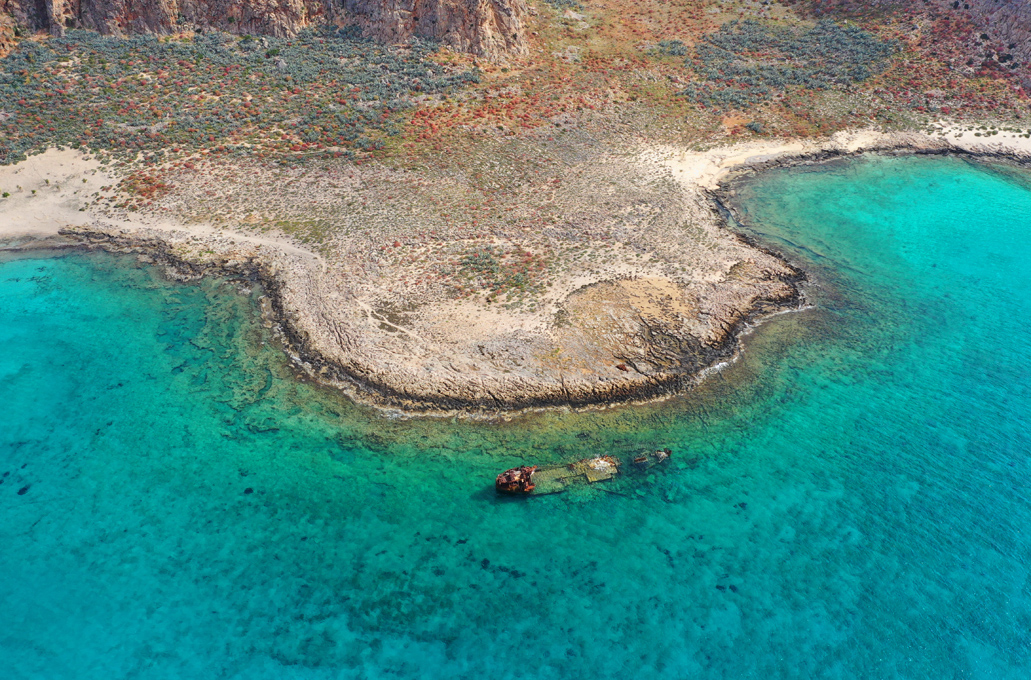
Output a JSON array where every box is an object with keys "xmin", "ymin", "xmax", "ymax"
[{"xmin": 2, "ymin": 153, "xmax": 1031, "ymax": 678}]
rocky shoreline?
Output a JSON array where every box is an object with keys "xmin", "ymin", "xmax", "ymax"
[
  {"xmin": 56, "ymin": 222, "xmax": 805, "ymax": 415},
  {"xmin": 706, "ymin": 140, "xmax": 1031, "ymax": 278},
  {"xmin": 4, "ymin": 130, "xmax": 1030, "ymax": 417}
]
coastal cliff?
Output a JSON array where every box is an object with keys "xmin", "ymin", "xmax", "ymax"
[{"xmin": 0, "ymin": 0, "xmax": 527, "ymax": 58}]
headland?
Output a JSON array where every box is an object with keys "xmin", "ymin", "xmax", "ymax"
[
  {"xmin": 3, "ymin": 127, "xmax": 1029, "ymax": 414},
  {"xmin": 3, "ymin": 0, "xmax": 1030, "ymax": 414}
]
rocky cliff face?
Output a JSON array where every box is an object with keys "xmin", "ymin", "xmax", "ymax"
[
  {"xmin": 0, "ymin": 12, "xmax": 15, "ymax": 56},
  {"xmin": 962, "ymin": 0, "xmax": 1031, "ymax": 87},
  {"xmin": 806, "ymin": 0, "xmax": 1029, "ymax": 86},
  {"xmin": 0, "ymin": 0, "xmax": 527, "ymax": 58}
]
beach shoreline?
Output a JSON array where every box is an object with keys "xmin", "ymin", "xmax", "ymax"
[{"xmin": 3, "ymin": 127, "xmax": 1029, "ymax": 416}]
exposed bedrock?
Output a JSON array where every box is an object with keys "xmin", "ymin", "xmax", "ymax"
[
  {"xmin": 806, "ymin": 0, "xmax": 1030, "ymax": 86},
  {"xmin": 961, "ymin": 0, "xmax": 1031, "ymax": 87},
  {"xmin": 62, "ymin": 223, "xmax": 803, "ymax": 413},
  {"xmin": 0, "ymin": 0, "xmax": 527, "ymax": 58}
]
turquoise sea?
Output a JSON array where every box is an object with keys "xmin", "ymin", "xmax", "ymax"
[{"xmin": 2, "ymin": 154, "xmax": 1031, "ymax": 678}]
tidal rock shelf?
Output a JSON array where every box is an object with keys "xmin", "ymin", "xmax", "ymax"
[
  {"xmin": 63, "ymin": 221, "xmax": 804, "ymax": 415},
  {"xmin": 10, "ymin": 129, "xmax": 1029, "ymax": 417}
]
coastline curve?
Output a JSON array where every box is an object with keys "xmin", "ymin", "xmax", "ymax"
[{"xmin": 4, "ymin": 128, "xmax": 1030, "ymax": 416}]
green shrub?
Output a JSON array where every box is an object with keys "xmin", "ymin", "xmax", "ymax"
[
  {"xmin": 656, "ymin": 40, "xmax": 687, "ymax": 57},
  {"xmin": 544, "ymin": 0, "xmax": 584, "ymax": 11},
  {"xmin": 0, "ymin": 27, "xmax": 480, "ymax": 164},
  {"xmin": 679, "ymin": 20, "xmax": 897, "ymax": 111}
]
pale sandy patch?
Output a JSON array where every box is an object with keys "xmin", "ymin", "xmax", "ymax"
[
  {"xmin": 649, "ymin": 127, "xmax": 1030, "ymax": 194},
  {"xmin": 0, "ymin": 149, "xmax": 323, "ymax": 269},
  {"xmin": 0, "ymin": 148, "xmax": 112, "ymax": 238},
  {"xmin": 933, "ymin": 123, "xmax": 1031, "ymax": 156}
]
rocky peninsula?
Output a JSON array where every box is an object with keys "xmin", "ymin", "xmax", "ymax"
[
  {"xmin": 2, "ymin": 0, "xmax": 1031, "ymax": 413},
  {"xmin": 3, "ymin": 127, "xmax": 1028, "ymax": 414}
]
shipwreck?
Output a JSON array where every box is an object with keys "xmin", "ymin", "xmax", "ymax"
[{"xmin": 495, "ymin": 449, "xmax": 672, "ymax": 496}]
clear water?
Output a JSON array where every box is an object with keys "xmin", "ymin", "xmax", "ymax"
[{"xmin": 2, "ymin": 154, "xmax": 1030, "ymax": 679}]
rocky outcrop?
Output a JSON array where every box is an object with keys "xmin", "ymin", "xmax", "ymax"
[
  {"xmin": 0, "ymin": 12, "xmax": 15, "ymax": 55},
  {"xmin": 0, "ymin": 0, "xmax": 527, "ymax": 58},
  {"xmin": 61, "ymin": 222, "xmax": 803, "ymax": 413},
  {"xmin": 340, "ymin": 0, "xmax": 527, "ymax": 58},
  {"xmin": 960, "ymin": 0, "xmax": 1031, "ymax": 87}
]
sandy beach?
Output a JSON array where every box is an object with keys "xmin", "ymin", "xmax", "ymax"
[{"xmin": 655, "ymin": 127, "xmax": 1031, "ymax": 193}]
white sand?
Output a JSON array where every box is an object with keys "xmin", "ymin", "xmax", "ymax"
[
  {"xmin": 933, "ymin": 123, "xmax": 1031, "ymax": 156},
  {"xmin": 0, "ymin": 148, "xmax": 112, "ymax": 238},
  {"xmin": 0, "ymin": 148, "xmax": 323, "ymax": 268},
  {"xmin": 652, "ymin": 127, "xmax": 1031, "ymax": 192}
]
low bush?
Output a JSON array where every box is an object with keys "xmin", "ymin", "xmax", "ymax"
[
  {"xmin": 543, "ymin": 0, "xmax": 585, "ymax": 11},
  {"xmin": 656, "ymin": 40, "xmax": 688, "ymax": 57},
  {"xmin": 680, "ymin": 19, "xmax": 897, "ymax": 110},
  {"xmin": 0, "ymin": 27, "xmax": 479, "ymax": 164}
]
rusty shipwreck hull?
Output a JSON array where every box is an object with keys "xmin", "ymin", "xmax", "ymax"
[{"xmin": 495, "ymin": 450, "xmax": 671, "ymax": 496}]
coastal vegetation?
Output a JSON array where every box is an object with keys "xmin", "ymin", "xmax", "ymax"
[
  {"xmin": 680, "ymin": 20, "xmax": 898, "ymax": 110},
  {"xmin": 0, "ymin": 27, "xmax": 478, "ymax": 165},
  {"xmin": 2, "ymin": 0, "xmax": 1028, "ymax": 306},
  {"xmin": 457, "ymin": 244, "xmax": 554, "ymax": 304},
  {"xmin": 2, "ymin": 0, "xmax": 1026, "ymax": 174}
]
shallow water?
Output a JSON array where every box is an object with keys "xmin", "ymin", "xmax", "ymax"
[{"xmin": 2, "ymin": 154, "xmax": 1030, "ymax": 679}]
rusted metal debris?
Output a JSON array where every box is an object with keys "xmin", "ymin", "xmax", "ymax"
[
  {"xmin": 495, "ymin": 465, "xmax": 538, "ymax": 494},
  {"xmin": 495, "ymin": 449, "xmax": 672, "ymax": 496}
]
